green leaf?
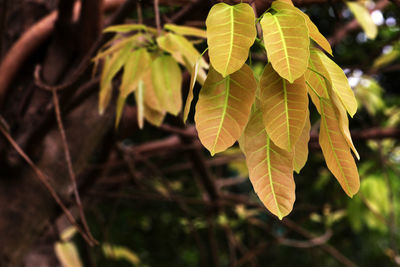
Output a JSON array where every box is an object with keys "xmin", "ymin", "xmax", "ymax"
[
  {"xmin": 151, "ymin": 55, "xmax": 182, "ymax": 116},
  {"xmin": 240, "ymin": 102, "xmax": 295, "ymax": 219},
  {"xmin": 260, "ymin": 64, "xmax": 309, "ymax": 152},
  {"xmin": 164, "ymin": 24, "xmax": 207, "ymax": 38},
  {"xmin": 195, "ymin": 64, "xmax": 256, "ymax": 155},
  {"xmin": 346, "ymin": 1, "xmax": 378, "ymax": 39},
  {"xmin": 260, "ymin": 10, "xmax": 310, "ymax": 82},
  {"xmin": 102, "ymin": 243, "xmax": 140, "ymax": 266},
  {"xmin": 206, "ymin": 3, "xmax": 256, "ymax": 77}
]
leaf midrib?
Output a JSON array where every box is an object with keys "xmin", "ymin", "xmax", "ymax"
[
  {"xmin": 273, "ymin": 15, "xmax": 292, "ymax": 82},
  {"xmin": 266, "ymin": 136, "xmax": 283, "ymax": 219},
  {"xmin": 223, "ymin": 7, "xmax": 235, "ymax": 76}
]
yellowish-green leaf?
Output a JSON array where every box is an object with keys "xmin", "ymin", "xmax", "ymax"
[
  {"xmin": 316, "ymin": 50, "xmax": 358, "ymax": 117},
  {"xmin": 115, "ymin": 94, "xmax": 125, "ymax": 128},
  {"xmin": 319, "ymin": 97, "xmax": 360, "ymax": 197},
  {"xmin": 151, "ymin": 55, "xmax": 182, "ymax": 116},
  {"xmin": 103, "ymin": 24, "xmax": 156, "ymax": 34},
  {"xmin": 164, "ymin": 23, "xmax": 207, "ymax": 38},
  {"xmin": 260, "ymin": 10, "xmax": 309, "ymax": 83},
  {"xmin": 240, "ymin": 104, "xmax": 295, "ymax": 219},
  {"xmin": 120, "ymin": 48, "xmax": 151, "ymax": 98},
  {"xmin": 144, "ymin": 103, "xmax": 166, "ymax": 127},
  {"xmin": 206, "ymin": 3, "xmax": 256, "ymax": 77},
  {"xmin": 272, "ymin": 1, "xmax": 332, "ymax": 55},
  {"xmin": 372, "ymin": 49, "xmax": 400, "ymax": 70},
  {"xmin": 135, "ymin": 80, "xmax": 145, "ymax": 129},
  {"xmin": 102, "ymin": 243, "xmax": 140, "ymax": 266},
  {"xmin": 346, "ymin": 1, "xmax": 378, "ymax": 39},
  {"xmin": 305, "ymin": 50, "xmax": 330, "ymax": 112},
  {"xmin": 142, "ymin": 69, "xmax": 163, "ymax": 112},
  {"xmin": 260, "ymin": 64, "xmax": 308, "ymax": 152},
  {"xmin": 293, "ymin": 110, "xmax": 310, "ymax": 173},
  {"xmin": 55, "ymin": 242, "xmax": 83, "ymax": 267},
  {"xmin": 195, "ymin": 64, "xmax": 256, "ymax": 155},
  {"xmin": 183, "ymin": 59, "xmax": 201, "ymax": 123},
  {"xmin": 157, "ymin": 33, "xmax": 207, "ymax": 84}
]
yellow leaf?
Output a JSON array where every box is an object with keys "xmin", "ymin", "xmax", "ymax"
[
  {"xmin": 115, "ymin": 94, "xmax": 125, "ymax": 128},
  {"xmin": 206, "ymin": 3, "xmax": 256, "ymax": 77},
  {"xmin": 316, "ymin": 50, "xmax": 358, "ymax": 117},
  {"xmin": 372, "ymin": 49, "xmax": 400, "ymax": 70},
  {"xmin": 151, "ymin": 55, "xmax": 182, "ymax": 116},
  {"xmin": 55, "ymin": 242, "xmax": 83, "ymax": 267},
  {"xmin": 272, "ymin": 1, "xmax": 332, "ymax": 55},
  {"xmin": 103, "ymin": 24, "xmax": 150, "ymax": 33},
  {"xmin": 346, "ymin": 1, "xmax": 378, "ymax": 39},
  {"xmin": 120, "ymin": 48, "xmax": 151, "ymax": 98},
  {"xmin": 260, "ymin": 10, "xmax": 309, "ymax": 82},
  {"xmin": 142, "ymin": 69, "xmax": 163, "ymax": 112},
  {"xmin": 293, "ymin": 110, "xmax": 310, "ymax": 173},
  {"xmin": 183, "ymin": 59, "xmax": 201, "ymax": 123},
  {"xmin": 164, "ymin": 23, "xmax": 207, "ymax": 38},
  {"xmin": 240, "ymin": 103, "xmax": 295, "ymax": 219},
  {"xmin": 157, "ymin": 33, "xmax": 207, "ymax": 84},
  {"xmin": 195, "ymin": 64, "xmax": 256, "ymax": 155},
  {"xmin": 135, "ymin": 80, "xmax": 145, "ymax": 129},
  {"xmin": 259, "ymin": 64, "xmax": 308, "ymax": 152},
  {"xmin": 319, "ymin": 97, "xmax": 360, "ymax": 197},
  {"xmin": 102, "ymin": 243, "xmax": 140, "ymax": 266},
  {"xmin": 144, "ymin": 103, "xmax": 166, "ymax": 127}
]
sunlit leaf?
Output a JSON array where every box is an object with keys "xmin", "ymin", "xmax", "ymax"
[
  {"xmin": 151, "ymin": 55, "xmax": 182, "ymax": 116},
  {"xmin": 142, "ymin": 69, "xmax": 163, "ymax": 112},
  {"xmin": 293, "ymin": 110, "xmax": 310, "ymax": 173},
  {"xmin": 103, "ymin": 23, "xmax": 156, "ymax": 34},
  {"xmin": 346, "ymin": 1, "xmax": 378, "ymax": 39},
  {"xmin": 319, "ymin": 97, "xmax": 360, "ymax": 197},
  {"xmin": 195, "ymin": 64, "xmax": 256, "ymax": 155},
  {"xmin": 164, "ymin": 23, "xmax": 207, "ymax": 38},
  {"xmin": 157, "ymin": 33, "xmax": 207, "ymax": 84},
  {"xmin": 316, "ymin": 50, "xmax": 358, "ymax": 117},
  {"xmin": 144, "ymin": 103, "xmax": 166, "ymax": 127},
  {"xmin": 183, "ymin": 59, "xmax": 201, "ymax": 123},
  {"xmin": 240, "ymin": 103, "xmax": 295, "ymax": 219},
  {"xmin": 55, "ymin": 242, "xmax": 83, "ymax": 267},
  {"xmin": 355, "ymin": 76, "xmax": 385, "ymax": 115},
  {"xmin": 260, "ymin": 9, "xmax": 309, "ymax": 82},
  {"xmin": 271, "ymin": 1, "xmax": 332, "ymax": 55},
  {"xmin": 372, "ymin": 49, "xmax": 400, "ymax": 70},
  {"xmin": 260, "ymin": 64, "xmax": 308, "ymax": 152},
  {"xmin": 206, "ymin": 3, "xmax": 256, "ymax": 77},
  {"xmin": 135, "ymin": 80, "xmax": 145, "ymax": 129},
  {"xmin": 103, "ymin": 243, "xmax": 140, "ymax": 266}
]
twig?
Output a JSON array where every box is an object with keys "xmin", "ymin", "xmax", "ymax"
[
  {"xmin": 51, "ymin": 87, "xmax": 98, "ymax": 245},
  {"xmin": 0, "ymin": 125, "xmax": 95, "ymax": 246},
  {"xmin": 154, "ymin": 0, "xmax": 162, "ymax": 35}
]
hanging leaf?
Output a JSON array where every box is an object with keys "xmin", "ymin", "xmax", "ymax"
[
  {"xmin": 293, "ymin": 110, "xmax": 310, "ymax": 173},
  {"xmin": 195, "ymin": 64, "xmax": 256, "ymax": 155},
  {"xmin": 259, "ymin": 64, "xmax": 308, "ymax": 152},
  {"xmin": 55, "ymin": 242, "xmax": 83, "ymax": 267},
  {"xmin": 135, "ymin": 80, "xmax": 145, "ymax": 129},
  {"xmin": 346, "ymin": 1, "xmax": 378, "ymax": 39},
  {"xmin": 271, "ymin": 1, "xmax": 332, "ymax": 55},
  {"xmin": 183, "ymin": 59, "xmax": 201, "ymax": 123},
  {"xmin": 115, "ymin": 94, "xmax": 125, "ymax": 128},
  {"xmin": 316, "ymin": 50, "xmax": 358, "ymax": 117},
  {"xmin": 142, "ymin": 69, "xmax": 163, "ymax": 112},
  {"xmin": 103, "ymin": 24, "xmax": 156, "ymax": 34},
  {"xmin": 102, "ymin": 243, "xmax": 140, "ymax": 266},
  {"xmin": 319, "ymin": 97, "xmax": 360, "ymax": 197},
  {"xmin": 157, "ymin": 33, "xmax": 207, "ymax": 84},
  {"xmin": 260, "ymin": 10, "xmax": 309, "ymax": 82},
  {"xmin": 206, "ymin": 3, "xmax": 256, "ymax": 77},
  {"xmin": 240, "ymin": 103, "xmax": 295, "ymax": 219},
  {"xmin": 151, "ymin": 55, "xmax": 182, "ymax": 116},
  {"xmin": 164, "ymin": 24, "xmax": 207, "ymax": 38},
  {"xmin": 144, "ymin": 104, "xmax": 166, "ymax": 127}
]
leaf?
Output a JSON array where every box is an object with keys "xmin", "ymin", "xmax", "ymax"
[
  {"xmin": 157, "ymin": 33, "xmax": 207, "ymax": 84},
  {"xmin": 316, "ymin": 50, "xmax": 358, "ymax": 117},
  {"xmin": 259, "ymin": 64, "xmax": 308, "ymax": 152},
  {"xmin": 183, "ymin": 59, "xmax": 201, "ymax": 123},
  {"xmin": 372, "ymin": 49, "xmax": 400, "ymax": 70},
  {"xmin": 99, "ymin": 42, "xmax": 134, "ymax": 114},
  {"xmin": 293, "ymin": 110, "xmax": 310, "ymax": 173},
  {"xmin": 195, "ymin": 64, "xmax": 256, "ymax": 155},
  {"xmin": 151, "ymin": 55, "xmax": 182, "ymax": 116},
  {"xmin": 305, "ymin": 50, "xmax": 330, "ymax": 113},
  {"xmin": 260, "ymin": 10, "xmax": 309, "ymax": 82},
  {"xmin": 144, "ymin": 104, "xmax": 166, "ymax": 127},
  {"xmin": 135, "ymin": 80, "xmax": 145, "ymax": 129},
  {"xmin": 55, "ymin": 242, "xmax": 83, "ymax": 267},
  {"xmin": 142, "ymin": 69, "xmax": 163, "ymax": 112},
  {"xmin": 120, "ymin": 48, "xmax": 151, "ymax": 98},
  {"xmin": 240, "ymin": 103, "xmax": 295, "ymax": 219},
  {"xmin": 103, "ymin": 243, "xmax": 140, "ymax": 266},
  {"xmin": 164, "ymin": 24, "xmax": 207, "ymax": 38},
  {"xmin": 319, "ymin": 97, "xmax": 360, "ymax": 197},
  {"xmin": 103, "ymin": 24, "xmax": 156, "ymax": 34},
  {"xmin": 271, "ymin": 1, "xmax": 332, "ymax": 55},
  {"xmin": 115, "ymin": 94, "xmax": 125, "ymax": 128},
  {"xmin": 206, "ymin": 3, "xmax": 256, "ymax": 77},
  {"xmin": 346, "ymin": 1, "xmax": 378, "ymax": 39}
]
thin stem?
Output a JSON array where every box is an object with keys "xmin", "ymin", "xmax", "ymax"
[{"xmin": 154, "ymin": 0, "xmax": 161, "ymax": 35}]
